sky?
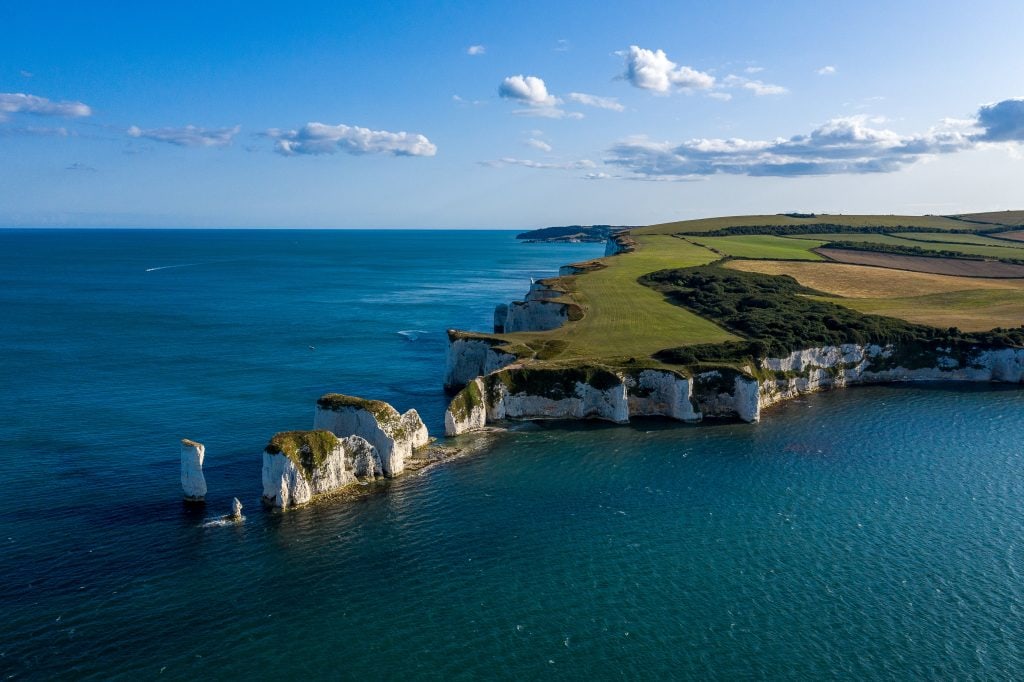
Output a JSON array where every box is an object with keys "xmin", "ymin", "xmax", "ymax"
[{"xmin": 2, "ymin": 0, "xmax": 1024, "ymax": 228}]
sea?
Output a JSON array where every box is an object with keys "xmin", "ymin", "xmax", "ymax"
[{"xmin": 1, "ymin": 228, "xmax": 1023, "ymax": 680}]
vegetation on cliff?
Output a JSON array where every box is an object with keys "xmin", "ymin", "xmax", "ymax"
[{"xmin": 265, "ymin": 430, "xmax": 339, "ymax": 479}]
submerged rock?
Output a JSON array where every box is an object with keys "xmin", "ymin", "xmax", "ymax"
[
  {"xmin": 313, "ymin": 393, "xmax": 429, "ymax": 477},
  {"xmin": 180, "ymin": 439, "xmax": 207, "ymax": 503},
  {"xmin": 261, "ymin": 430, "xmax": 382, "ymax": 509}
]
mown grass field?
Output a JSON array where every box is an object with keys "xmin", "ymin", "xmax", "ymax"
[
  {"xmin": 638, "ymin": 213, "xmax": 973, "ymax": 235},
  {"xmin": 687, "ymin": 235, "xmax": 827, "ymax": 260},
  {"xmin": 503, "ymin": 235, "xmax": 736, "ymax": 364}
]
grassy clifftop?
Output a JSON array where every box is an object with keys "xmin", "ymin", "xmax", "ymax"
[{"xmin": 462, "ymin": 213, "xmax": 1024, "ymax": 374}]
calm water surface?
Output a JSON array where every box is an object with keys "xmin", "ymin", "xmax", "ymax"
[{"xmin": 1, "ymin": 229, "xmax": 1022, "ymax": 679}]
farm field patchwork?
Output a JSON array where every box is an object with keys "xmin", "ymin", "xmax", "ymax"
[
  {"xmin": 892, "ymin": 232, "xmax": 1024, "ymax": 249},
  {"xmin": 685, "ymin": 235, "xmax": 826, "ymax": 260},
  {"xmin": 816, "ymin": 248, "xmax": 1024, "ymax": 277}
]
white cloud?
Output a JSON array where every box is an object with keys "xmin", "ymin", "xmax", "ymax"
[
  {"xmin": 268, "ymin": 122, "xmax": 437, "ymax": 156},
  {"xmin": 526, "ymin": 138, "xmax": 553, "ymax": 152},
  {"xmin": 606, "ymin": 114, "xmax": 977, "ymax": 179},
  {"xmin": 512, "ymin": 108, "xmax": 583, "ymax": 120},
  {"xmin": 744, "ymin": 66, "xmax": 764, "ymax": 74},
  {"xmin": 128, "ymin": 124, "xmax": 239, "ymax": 148},
  {"xmin": 724, "ymin": 75, "xmax": 788, "ymax": 96},
  {"xmin": 0, "ymin": 92, "xmax": 91, "ymax": 119},
  {"xmin": 582, "ymin": 172, "xmax": 614, "ymax": 180},
  {"xmin": 567, "ymin": 92, "xmax": 625, "ymax": 111},
  {"xmin": 467, "ymin": 45, "xmax": 486, "ymax": 56},
  {"xmin": 707, "ymin": 92, "xmax": 732, "ymax": 101},
  {"xmin": 816, "ymin": 65, "xmax": 837, "ymax": 76},
  {"xmin": 554, "ymin": 39, "xmax": 571, "ymax": 52},
  {"xmin": 482, "ymin": 157, "xmax": 596, "ymax": 170},
  {"xmin": 499, "ymin": 75, "xmax": 558, "ymax": 106},
  {"xmin": 622, "ymin": 45, "xmax": 715, "ymax": 93}
]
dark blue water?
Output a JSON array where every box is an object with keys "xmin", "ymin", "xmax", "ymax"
[{"xmin": 2, "ymin": 230, "xmax": 1023, "ymax": 680}]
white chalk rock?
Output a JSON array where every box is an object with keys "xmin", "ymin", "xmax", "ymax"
[
  {"xmin": 180, "ymin": 439, "xmax": 207, "ymax": 502},
  {"xmin": 444, "ymin": 334, "xmax": 517, "ymax": 391},
  {"xmin": 313, "ymin": 394, "xmax": 429, "ymax": 477},
  {"xmin": 445, "ymin": 377, "xmax": 488, "ymax": 436},
  {"xmin": 626, "ymin": 369, "xmax": 701, "ymax": 421},
  {"xmin": 261, "ymin": 431, "xmax": 382, "ymax": 509},
  {"xmin": 230, "ymin": 497, "xmax": 243, "ymax": 520}
]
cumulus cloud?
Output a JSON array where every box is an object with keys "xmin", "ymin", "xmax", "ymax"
[
  {"xmin": 974, "ymin": 98, "xmax": 1024, "ymax": 142},
  {"xmin": 268, "ymin": 122, "xmax": 437, "ymax": 156},
  {"xmin": 481, "ymin": 157, "xmax": 596, "ymax": 170},
  {"xmin": 526, "ymin": 138, "xmax": 553, "ymax": 152},
  {"xmin": 128, "ymin": 124, "xmax": 239, "ymax": 148},
  {"xmin": 499, "ymin": 75, "xmax": 558, "ymax": 106},
  {"xmin": 0, "ymin": 92, "xmax": 91, "ymax": 119},
  {"xmin": 567, "ymin": 92, "xmax": 625, "ymax": 111},
  {"xmin": 622, "ymin": 46, "xmax": 715, "ymax": 93},
  {"xmin": 607, "ymin": 114, "xmax": 976, "ymax": 179},
  {"xmin": 816, "ymin": 65, "xmax": 837, "ymax": 76},
  {"xmin": 467, "ymin": 45, "xmax": 485, "ymax": 56}
]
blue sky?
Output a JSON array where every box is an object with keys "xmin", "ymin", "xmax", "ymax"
[{"xmin": 3, "ymin": 0, "xmax": 1024, "ymax": 228}]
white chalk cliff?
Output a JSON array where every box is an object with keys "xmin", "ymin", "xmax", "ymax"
[
  {"xmin": 261, "ymin": 431, "xmax": 381, "ymax": 509},
  {"xmin": 313, "ymin": 393, "xmax": 429, "ymax": 477},
  {"xmin": 180, "ymin": 439, "xmax": 207, "ymax": 502},
  {"xmin": 444, "ymin": 334, "xmax": 517, "ymax": 391}
]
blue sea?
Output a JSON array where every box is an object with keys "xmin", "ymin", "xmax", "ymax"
[{"xmin": 2, "ymin": 229, "xmax": 1023, "ymax": 680}]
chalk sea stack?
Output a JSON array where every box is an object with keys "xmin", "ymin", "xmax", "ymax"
[{"xmin": 180, "ymin": 438, "xmax": 207, "ymax": 504}]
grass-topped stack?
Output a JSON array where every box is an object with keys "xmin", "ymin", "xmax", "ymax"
[
  {"xmin": 313, "ymin": 393, "xmax": 429, "ymax": 478},
  {"xmin": 261, "ymin": 430, "xmax": 381, "ymax": 509}
]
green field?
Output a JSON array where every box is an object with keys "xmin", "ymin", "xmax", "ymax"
[
  {"xmin": 504, "ymin": 235, "xmax": 736, "ymax": 364},
  {"xmin": 893, "ymin": 232, "xmax": 1024, "ymax": 249},
  {"xmin": 815, "ymin": 290, "xmax": 1024, "ymax": 332},
  {"xmin": 638, "ymin": 213, "xmax": 972, "ymax": 235},
  {"xmin": 796, "ymin": 233, "xmax": 1024, "ymax": 260},
  {"xmin": 687, "ymin": 235, "xmax": 826, "ymax": 260}
]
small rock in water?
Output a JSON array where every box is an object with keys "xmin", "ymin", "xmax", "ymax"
[{"xmin": 229, "ymin": 497, "xmax": 243, "ymax": 521}]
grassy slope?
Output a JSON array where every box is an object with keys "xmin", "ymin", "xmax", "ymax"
[
  {"xmin": 687, "ymin": 235, "xmax": 826, "ymax": 260},
  {"xmin": 501, "ymin": 235, "xmax": 736, "ymax": 364},
  {"xmin": 639, "ymin": 214, "xmax": 970, "ymax": 235},
  {"xmin": 955, "ymin": 210, "xmax": 1024, "ymax": 226}
]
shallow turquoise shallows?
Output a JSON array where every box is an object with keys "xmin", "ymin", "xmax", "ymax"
[{"xmin": 2, "ymin": 229, "xmax": 1023, "ymax": 680}]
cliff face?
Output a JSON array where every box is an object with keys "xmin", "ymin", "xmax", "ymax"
[
  {"xmin": 443, "ymin": 344, "xmax": 1024, "ymax": 434},
  {"xmin": 444, "ymin": 334, "xmax": 517, "ymax": 392},
  {"xmin": 313, "ymin": 393, "xmax": 429, "ymax": 477},
  {"xmin": 261, "ymin": 432, "xmax": 381, "ymax": 509},
  {"xmin": 180, "ymin": 439, "xmax": 207, "ymax": 503}
]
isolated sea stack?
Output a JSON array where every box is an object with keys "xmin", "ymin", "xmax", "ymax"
[{"xmin": 180, "ymin": 438, "xmax": 207, "ymax": 503}]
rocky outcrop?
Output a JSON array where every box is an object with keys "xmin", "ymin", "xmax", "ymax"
[
  {"xmin": 180, "ymin": 439, "xmax": 207, "ymax": 503},
  {"xmin": 313, "ymin": 393, "xmax": 429, "ymax": 477},
  {"xmin": 444, "ymin": 333, "xmax": 517, "ymax": 391},
  {"xmin": 230, "ymin": 497, "xmax": 243, "ymax": 520},
  {"xmin": 261, "ymin": 430, "xmax": 381, "ymax": 509},
  {"xmin": 444, "ymin": 377, "xmax": 487, "ymax": 436}
]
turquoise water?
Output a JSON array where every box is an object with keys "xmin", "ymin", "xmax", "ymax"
[{"xmin": 2, "ymin": 230, "xmax": 1023, "ymax": 679}]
